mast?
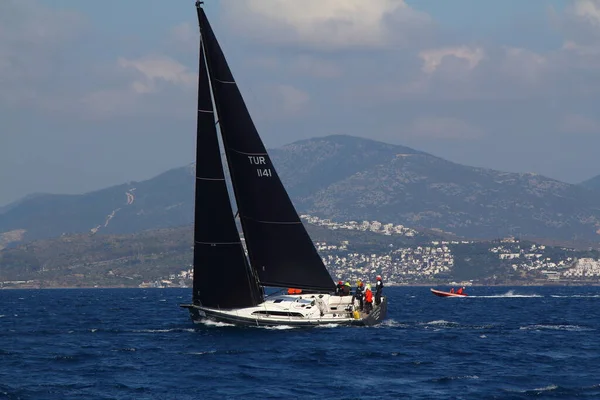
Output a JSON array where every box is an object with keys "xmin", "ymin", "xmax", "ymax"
[
  {"xmin": 192, "ymin": 1, "xmax": 263, "ymax": 308},
  {"xmin": 197, "ymin": 7, "xmax": 336, "ymax": 292}
]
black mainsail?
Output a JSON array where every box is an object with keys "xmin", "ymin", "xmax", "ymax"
[
  {"xmin": 192, "ymin": 33, "xmax": 263, "ymax": 309},
  {"xmin": 197, "ymin": 5, "xmax": 335, "ymax": 293}
]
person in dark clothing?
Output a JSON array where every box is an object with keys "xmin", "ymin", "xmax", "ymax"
[
  {"xmin": 341, "ymin": 282, "xmax": 351, "ymax": 296},
  {"xmin": 354, "ymin": 281, "xmax": 364, "ymax": 311},
  {"xmin": 336, "ymin": 280, "xmax": 344, "ymax": 296},
  {"xmin": 375, "ymin": 275, "xmax": 384, "ymax": 306}
]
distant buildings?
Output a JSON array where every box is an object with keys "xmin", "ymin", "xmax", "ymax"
[
  {"xmin": 143, "ymin": 216, "xmax": 600, "ymax": 287},
  {"xmin": 139, "ymin": 269, "xmax": 191, "ymax": 288},
  {"xmin": 300, "ymin": 215, "xmax": 417, "ymax": 237}
]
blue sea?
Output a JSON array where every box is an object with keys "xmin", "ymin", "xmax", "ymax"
[{"xmin": 2, "ymin": 286, "xmax": 600, "ymax": 399}]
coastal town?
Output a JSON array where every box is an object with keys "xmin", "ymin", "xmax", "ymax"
[{"xmin": 136, "ymin": 215, "xmax": 600, "ymax": 289}]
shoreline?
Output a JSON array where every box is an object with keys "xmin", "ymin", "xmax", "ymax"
[{"xmin": 3, "ymin": 282, "xmax": 600, "ymax": 290}]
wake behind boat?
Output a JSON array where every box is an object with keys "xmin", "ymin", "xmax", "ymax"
[
  {"xmin": 430, "ymin": 288, "xmax": 468, "ymax": 297},
  {"xmin": 180, "ymin": 1, "xmax": 387, "ymax": 327}
]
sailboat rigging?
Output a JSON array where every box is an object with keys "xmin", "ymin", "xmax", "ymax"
[{"xmin": 180, "ymin": 1, "xmax": 387, "ymax": 326}]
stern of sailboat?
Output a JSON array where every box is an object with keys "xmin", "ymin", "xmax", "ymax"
[{"xmin": 354, "ymin": 296, "xmax": 388, "ymax": 326}]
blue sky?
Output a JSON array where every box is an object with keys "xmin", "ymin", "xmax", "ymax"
[{"xmin": 2, "ymin": 0, "xmax": 600, "ymax": 206}]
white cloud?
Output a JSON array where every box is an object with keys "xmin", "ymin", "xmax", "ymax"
[
  {"xmin": 0, "ymin": 2, "xmax": 198, "ymax": 119},
  {"xmin": 571, "ymin": 0, "xmax": 600, "ymax": 26},
  {"xmin": 499, "ymin": 47, "xmax": 547, "ymax": 84},
  {"xmin": 408, "ymin": 117, "xmax": 485, "ymax": 140},
  {"xmin": 118, "ymin": 56, "xmax": 196, "ymax": 93},
  {"xmin": 362, "ymin": 35, "xmax": 600, "ymax": 104},
  {"xmin": 222, "ymin": 0, "xmax": 432, "ymax": 50},
  {"xmin": 553, "ymin": 0, "xmax": 600, "ymax": 46},
  {"xmin": 81, "ymin": 56, "xmax": 196, "ymax": 118},
  {"xmin": 419, "ymin": 46, "xmax": 484, "ymax": 74}
]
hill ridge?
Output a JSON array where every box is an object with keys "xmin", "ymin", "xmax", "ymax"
[{"xmin": 1, "ymin": 134, "xmax": 600, "ymax": 246}]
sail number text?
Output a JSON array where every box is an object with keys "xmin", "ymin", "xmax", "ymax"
[{"xmin": 248, "ymin": 155, "xmax": 272, "ymax": 178}]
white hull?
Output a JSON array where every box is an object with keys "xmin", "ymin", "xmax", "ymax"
[{"xmin": 182, "ymin": 293, "xmax": 387, "ymax": 327}]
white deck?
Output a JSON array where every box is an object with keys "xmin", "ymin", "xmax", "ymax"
[{"xmin": 192, "ymin": 293, "xmax": 382, "ymax": 326}]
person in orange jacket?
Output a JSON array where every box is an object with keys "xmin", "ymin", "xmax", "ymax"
[{"xmin": 364, "ymin": 284, "xmax": 373, "ymax": 314}]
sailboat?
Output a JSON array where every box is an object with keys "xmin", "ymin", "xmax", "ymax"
[{"xmin": 180, "ymin": 1, "xmax": 387, "ymax": 327}]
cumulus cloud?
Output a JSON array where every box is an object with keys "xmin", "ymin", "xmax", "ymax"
[
  {"xmin": 365, "ymin": 36, "xmax": 600, "ymax": 104},
  {"xmin": 570, "ymin": 0, "xmax": 600, "ymax": 26},
  {"xmin": 221, "ymin": 0, "xmax": 432, "ymax": 50},
  {"xmin": 81, "ymin": 56, "xmax": 196, "ymax": 118},
  {"xmin": 498, "ymin": 47, "xmax": 548, "ymax": 84},
  {"xmin": 3, "ymin": 0, "xmax": 600, "ymax": 125},
  {"xmin": 118, "ymin": 56, "xmax": 196, "ymax": 93},
  {"xmin": 552, "ymin": 0, "xmax": 600, "ymax": 45},
  {"xmin": 419, "ymin": 46, "xmax": 485, "ymax": 74}
]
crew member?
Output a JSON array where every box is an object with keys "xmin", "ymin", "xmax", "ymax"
[
  {"xmin": 336, "ymin": 280, "xmax": 344, "ymax": 295},
  {"xmin": 354, "ymin": 281, "xmax": 364, "ymax": 311},
  {"xmin": 364, "ymin": 284, "xmax": 373, "ymax": 314},
  {"xmin": 342, "ymin": 282, "xmax": 351, "ymax": 296},
  {"xmin": 375, "ymin": 275, "xmax": 384, "ymax": 306}
]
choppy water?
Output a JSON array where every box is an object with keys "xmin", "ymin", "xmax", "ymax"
[{"xmin": 2, "ymin": 286, "xmax": 600, "ymax": 399}]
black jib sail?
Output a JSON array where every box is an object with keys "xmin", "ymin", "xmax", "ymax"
[
  {"xmin": 192, "ymin": 33, "xmax": 263, "ymax": 309},
  {"xmin": 197, "ymin": 6, "xmax": 335, "ymax": 293}
]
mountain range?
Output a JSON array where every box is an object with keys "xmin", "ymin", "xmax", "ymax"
[
  {"xmin": 1, "ymin": 135, "xmax": 600, "ymax": 247},
  {"xmin": 581, "ymin": 174, "xmax": 600, "ymax": 192}
]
